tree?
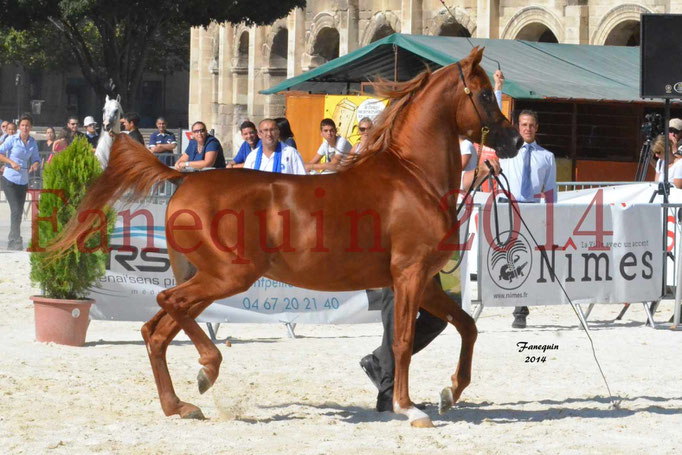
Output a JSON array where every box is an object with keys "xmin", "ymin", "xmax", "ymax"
[{"xmin": 0, "ymin": 0, "xmax": 306, "ymax": 110}]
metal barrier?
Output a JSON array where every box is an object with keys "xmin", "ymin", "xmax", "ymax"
[{"xmin": 557, "ymin": 181, "xmax": 634, "ymax": 192}]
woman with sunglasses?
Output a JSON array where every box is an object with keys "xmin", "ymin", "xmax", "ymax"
[
  {"xmin": 349, "ymin": 117, "xmax": 373, "ymax": 155},
  {"xmin": 0, "ymin": 113, "xmax": 40, "ymax": 250},
  {"xmin": 174, "ymin": 121, "xmax": 226, "ymax": 170}
]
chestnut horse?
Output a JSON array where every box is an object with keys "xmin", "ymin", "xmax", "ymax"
[{"xmin": 50, "ymin": 47, "xmax": 521, "ymax": 427}]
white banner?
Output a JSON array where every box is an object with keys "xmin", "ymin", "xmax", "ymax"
[
  {"xmin": 88, "ymin": 201, "xmax": 379, "ymax": 324},
  {"xmin": 475, "ymin": 199, "xmax": 663, "ymax": 307}
]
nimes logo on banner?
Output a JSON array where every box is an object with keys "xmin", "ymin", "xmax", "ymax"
[{"xmin": 487, "ymin": 230, "xmax": 533, "ymax": 291}]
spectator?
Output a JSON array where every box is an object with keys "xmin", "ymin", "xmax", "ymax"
[
  {"xmin": 243, "ymin": 118, "xmax": 306, "ymax": 174},
  {"xmin": 83, "ymin": 116, "xmax": 100, "ymax": 148},
  {"xmin": 48, "ymin": 128, "xmax": 69, "ymax": 164},
  {"xmin": 0, "ymin": 114, "xmax": 40, "ymax": 250},
  {"xmin": 174, "ymin": 121, "xmax": 226, "ymax": 170},
  {"xmin": 228, "ymin": 120, "xmax": 260, "ymax": 169},
  {"xmin": 148, "ymin": 117, "xmax": 177, "ymax": 166},
  {"xmin": 65, "ymin": 115, "xmax": 84, "ymax": 145},
  {"xmin": 349, "ymin": 117, "xmax": 373, "ymax": 155},
  {"xmin": 275, "ymin": 117, "xmax": 297, "ymax": 149},
  {"xmin": 305, "ymin": 118, "xmax": 351, "ymax": 173},
  {"xmin": 1, "ymin": 122, "xmax": 17, "ymax": 146},
  {"xmin": 652, "ymin": 134, "xmax": 674, "ymax": 183},
  {"xmin": 41, "ymin": 127, "xmax": 57, "ymax": 152},
  {"xmin": 0, "ymin": 120, "xmax": 9, "ymax": 144},
  {"xmin": 122, "ymin": 112, "xmax": 145, "ymax": 145},
  {"xmin": 668, "ymin": 143, "xmax": 682, "ymax": 189},
  {"xmin": 499, "ymin": 109, "xmax": 556, "ymax": 329},
  {"xmin": 669, "ymin": 118, "xmax": 682, "ymax": 152}
]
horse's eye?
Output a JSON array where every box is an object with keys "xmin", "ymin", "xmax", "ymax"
[{"xmin": 481, "ymin": 91, "xmax": 493, "ymax": 102}]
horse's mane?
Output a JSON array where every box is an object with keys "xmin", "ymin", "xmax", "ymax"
[{"xmin": 342, "ymin": 69, "xmax": 433, "ymax": 169}]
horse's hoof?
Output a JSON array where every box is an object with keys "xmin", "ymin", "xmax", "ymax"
[
  {"xmin": 410, "ymin": 417, "xmax": 435, "ymax": 428},
  {"xmin": 197, "ymin": 368, "xmax": 212, "ymax": 394},
  {"xmin": 181, "ymin": 408, "xmax": 206, "ymax": 420},
  {"xmin": 438, "ymin": 387, "xmax": 454, "ymax": 415}
]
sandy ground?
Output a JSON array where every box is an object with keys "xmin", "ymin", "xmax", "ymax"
[{"xmin": 0, "ymin": 248, "xmax": 681, "ymax": 455}]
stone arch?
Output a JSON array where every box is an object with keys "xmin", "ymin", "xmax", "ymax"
[
  {"xmin": 501, "ymin": 6, "xmax": 564, "ymax": 43},
  {"xmin": 360, "ymin": 11, "xmax": 401, "ymax": 46},
  {"xmin": 232, "ymin": 26, "xmax": 250, "ymax": 70},
  {"xmin": 263, "ymin": 20, "xmax": 288, "ymax": 69},
  {"xmin": 592, "ymin": 4, "xmax": 651, "ymax": 46},
  {"xmin": 427, "ymin": 7, "xmax": 475, "ymax": 37},
  {"xmin": 305, "ymin": 12, "xmax": 338, "ymax": 55}
]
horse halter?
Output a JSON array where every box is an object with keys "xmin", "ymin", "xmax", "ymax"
[{"xmin": 456, "ymin": 62, "xmax": 490, "ymax": 147}]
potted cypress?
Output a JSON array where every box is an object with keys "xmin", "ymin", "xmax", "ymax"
[{"xmin": 29, "ymin": 136, "xmax": 114, "ymax": 346}]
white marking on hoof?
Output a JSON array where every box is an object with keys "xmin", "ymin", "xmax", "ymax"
[
  {"xmin": 438, "ymin": 387, "xmax": 454, "ymax": 415},
  {"xmin": 395, "ymin": 402, "xmax": 430, "ymax": 426}
]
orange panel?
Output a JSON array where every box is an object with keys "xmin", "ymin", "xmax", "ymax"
[
  {"xmin": 575, "ymin": 160, "xmax": 654, "ymax": 182},
  {"xmin": 285, "ymin": 94, "xmax": 326, "ymax": 162}
]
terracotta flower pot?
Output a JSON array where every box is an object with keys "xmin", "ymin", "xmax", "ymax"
[{"xmin": 30, "ymin": 296, "xmax": 94, "ymax": 347}]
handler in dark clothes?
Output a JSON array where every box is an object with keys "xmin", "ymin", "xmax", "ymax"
[{"xmin": 361, "ymin": 275, "xmax": 448, "ymax": 411}]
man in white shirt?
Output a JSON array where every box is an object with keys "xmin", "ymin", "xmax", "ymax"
[
  {"xmin": 305, "ymin": 118, "xmax": 351, "ymax": 173},
  {"xmin": 499, "ymin": 109, "xmax": 556, "ymax": 328},
  {"xmin": 244, "ymin": 119, "xmax": 306, "ymax": 175}
]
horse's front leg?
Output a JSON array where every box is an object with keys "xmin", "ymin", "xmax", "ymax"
[
  {"xmin": 391, "ymin": 265, "xmax": 433, "ymax": 428},
  {"xmin": 419, "ymin": 278, "xmax": 477, "ymax": 415}
]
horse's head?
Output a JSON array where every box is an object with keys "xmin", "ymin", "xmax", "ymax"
[
  {"xmin": 453, "ymin": 47, "xmax": 522, "ymax": 158},
  {"xmin": 102, "ymin": 95, "xmax": 122, "ymax": 134}
]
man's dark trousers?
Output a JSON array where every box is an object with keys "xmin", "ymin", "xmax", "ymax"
[{"xmin": 367, "ymin": 275, "xmax": 449, "ymax": 398}]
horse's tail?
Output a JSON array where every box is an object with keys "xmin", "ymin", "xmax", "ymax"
[{"xmin": 46, "ymin": 134, "xmax": 184, "ymax": 253}]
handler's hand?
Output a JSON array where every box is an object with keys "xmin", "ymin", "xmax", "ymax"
[
  {"xmin": 29, "ymin": 162, "xmax": 40, "ymax": 173},
  {"xmin": 478, "ymin": 157, "xmax": 500, "ymax": 178},
  {"xmin": 10, "ymin": 161, "xmax": 21, "ymax": 172},
  {"xmin": 494, "ymin": 70, "xmax": 504, "ymax": 91}
]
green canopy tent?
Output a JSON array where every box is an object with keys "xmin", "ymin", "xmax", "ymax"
[
  {"xmin": 262, "ymin": 33, "xmax": 641, "ymax": 103},
  {"xmin": 263, "ymin": 34, "xmax": 675, "ymax": 181}
]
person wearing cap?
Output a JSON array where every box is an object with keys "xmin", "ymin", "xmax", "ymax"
[
  {"xmin": 83, "ymin": 116, "xmax": 100, "ymax": 148},
  {"xmin": 669, "ymin": 118, "xmax": 682, "ymax": 150},
  {"xmin": 148, "ymin": 117, "xmax": 177, "ymax": 166}
]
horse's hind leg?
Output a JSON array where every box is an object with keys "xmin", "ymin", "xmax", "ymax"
[
  {"xmin": 419, "ymin": 278, "xmax": 477, "ymax": 415},
  {"xmin": 141, "ymin": 310, "xmax": 206, "ymax": 419},
  {"xmin": 156, "ymin": 270, "xmax": 258, "ymax": 399},
  {"xmin": 391, "ymin": 265, "xmax": 434, "ymax": 428}
]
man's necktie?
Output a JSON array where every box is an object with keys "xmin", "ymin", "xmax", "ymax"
[{"xmin": 520, "ymin": 144, "xmax": 533, "ymax": 201}]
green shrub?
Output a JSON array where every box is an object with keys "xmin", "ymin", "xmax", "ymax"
[{"xmin": 30, "ymin": 136, "xmax": 115, "ymax": 299}]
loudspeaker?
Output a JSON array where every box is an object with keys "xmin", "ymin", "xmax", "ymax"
[{"xmin": 641, "ymin": 14, "xmax": 682, "ymax": 99}]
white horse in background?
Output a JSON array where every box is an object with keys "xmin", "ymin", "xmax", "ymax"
[{"xmin": 95, "ymin": 95, "xmax": 123, "ymax": 169}]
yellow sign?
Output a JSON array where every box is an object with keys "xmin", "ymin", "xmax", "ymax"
[{"xmin": 323, "ymin": 95, "xmax": 388, "ymax": 145}]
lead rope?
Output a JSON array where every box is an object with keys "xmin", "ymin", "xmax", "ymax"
[{"xmin": 483, "ymin": 162, "xmax": 620, "ymax": 408}]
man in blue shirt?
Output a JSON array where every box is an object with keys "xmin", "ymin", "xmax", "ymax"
[
  {"xmin": 228, "ymin": 120, "xmax": 260, "ymax": 168},
  {"xmin": 174, "ymin": 121, "xmax": 225, "ymax": 170},
  {"xmin": 149, "ymin": 117, "xmax": 177, "ymax": 166}
]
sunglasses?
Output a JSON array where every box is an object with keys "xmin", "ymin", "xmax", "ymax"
[{"xmin": 192, "ymin": 128, "xmax": 206, "ymax": 134}]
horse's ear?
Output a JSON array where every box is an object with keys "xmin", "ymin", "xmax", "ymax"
[
  {"xmin": 116, "ymin": 94, "xmax": 121, "ymax": 103},
  {"xmin": 471, "ymin": 46, "xmax": 484, "ymax": 69},
  {"xmin": 106, "ymin": 95, "xmax": 110, "ymax": 102}
]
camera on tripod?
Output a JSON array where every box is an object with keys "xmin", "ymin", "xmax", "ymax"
[
  {"xmin": 641, "ymin": 113, "xmax": 664, "ymax": 141},
  {"xmin": 636, "ymin": 113, "xmax": 665, "ymax": 182}
]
